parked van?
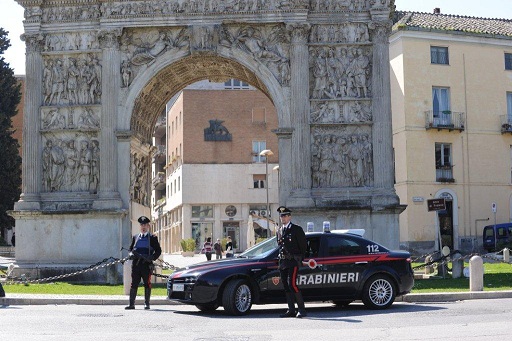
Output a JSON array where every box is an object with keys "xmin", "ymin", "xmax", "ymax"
[{"xmin": 483, "ymin": 223, "xmax": 512, "ymax": 252}]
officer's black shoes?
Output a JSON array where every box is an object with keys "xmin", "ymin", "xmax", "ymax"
[
  {"xmin": 144, "ymin": 304, "xmax": 150, "ymax": 310},
  {"xmin": 296, "ymin": 310, "xmax": 307, "ymax": 318},
  {"xmin": 279, "ymin": 310, "xmax": 296, "ymax": 318},
  {"xmin": 125, "ymin": 305, "xmax": 135, "ymax": 310}
]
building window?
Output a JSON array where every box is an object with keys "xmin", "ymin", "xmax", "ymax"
[
  {"xmin": 224, "ymin": 79, "xmax": 250, "ymax": 90},
  {"xmin": 192, "ymin": 205, "xmax": 213, "ymax": 218},
  {"xmin": 435, "ymin": 143, "xmax": 454, "ymax": 182},
  {"xmin": 507, "ymin": 92, "xmax": 512, "ymax": 119},
  {"xmin": 252, "ymin": 141, "xmax": 267, "ymax": 162},
  {"xmin": 506, "ymin": 53, "xmax": 512, "ymax": 70},
  {"xmin": 253, "ymin": 174, "xmax": 266, "ymax": 188},
  {"xmin": 432, "ymin": 87, "xmax": 452, "ymax": 125},
  {"xmin": 431, "ymin": 46, "xmax": 449, "ymax": 65}
]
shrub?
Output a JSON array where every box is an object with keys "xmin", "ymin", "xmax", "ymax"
[{"xmin": 180, "ymin": 238, "xmax": 196, "ymax": 252}]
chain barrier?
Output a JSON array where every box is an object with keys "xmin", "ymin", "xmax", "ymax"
[
  {"xmin": 0, "ymin": 255, "xmax": 180, "ymax": 284},
  {"xmin": 412, "ymin": 248, "xmax": 512, "ymax": 272}
]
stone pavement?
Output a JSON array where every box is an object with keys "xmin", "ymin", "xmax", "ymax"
[{"xmin": 2, "ymin": 253, "xmax": 512, "ymax": 306}]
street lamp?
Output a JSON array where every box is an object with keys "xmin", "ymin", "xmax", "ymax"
[{"xmin": 259, "ymin": 149, "xmax": 274, "ymax": 238}]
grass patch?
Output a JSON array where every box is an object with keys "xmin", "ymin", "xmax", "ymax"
[
  {"xmin": 412, "ymin": 262, "xmax": 512, "ymax": 293},
  {"xmin": 3, "ymin": 282, "xmax": 168, "ymax": 296}
]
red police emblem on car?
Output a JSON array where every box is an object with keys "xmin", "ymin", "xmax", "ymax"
[{"xmin": 167, "ymin": 230, "xmax": 414, "ymax": 316}]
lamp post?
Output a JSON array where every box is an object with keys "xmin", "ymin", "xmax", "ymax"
[{"xmin": 259, "ymin": 149, "xmax": 274, "ymax": 238}]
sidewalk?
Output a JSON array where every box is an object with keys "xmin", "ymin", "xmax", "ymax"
[{"xmin": 2, "ymin": 253, "xmax": 512, "ymax": 306}]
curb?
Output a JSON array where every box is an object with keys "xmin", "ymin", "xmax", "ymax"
[{"xmin": 3, "ymin": 290, "xmax": 512, "ymax": 306}]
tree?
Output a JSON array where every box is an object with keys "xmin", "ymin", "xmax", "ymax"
[{"xmin": 0, "ymin": 27, "xmax": 22, "ymax": 242}]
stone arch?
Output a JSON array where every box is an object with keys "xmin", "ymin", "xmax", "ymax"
[{"xmin": 124, "ymin": 51, "xmax": 289, "ymax": 143}]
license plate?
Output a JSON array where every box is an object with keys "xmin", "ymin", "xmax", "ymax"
[{"xmin": 173, "ymin": 283, "xmax": 184, "ymax": 292}]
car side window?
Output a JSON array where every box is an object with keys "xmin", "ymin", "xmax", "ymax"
[
  {"xmin": 305, "ymin": 237, "xmax": 320, "ymax": 258},
  {"xmin": 326, "ymin": 237, "xmax": 362, "ymax": 256}
]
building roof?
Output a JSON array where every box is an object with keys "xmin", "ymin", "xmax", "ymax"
[{"xmin": 392, "ymin": 11, "xmax": 512, "ymax": 38}]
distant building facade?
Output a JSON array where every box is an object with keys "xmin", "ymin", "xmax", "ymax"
[
  {"xmin": 151, "ymin": 80, "xmax": 279, "ymax": 254},
  {"xmin": 390, "ymin": 11, "xmax": 512, "ymax": 254}
]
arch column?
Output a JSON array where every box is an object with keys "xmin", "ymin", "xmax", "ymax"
[
  {"xmin": 93, "ymin": 29, "xmax": 123, "ymax": 209},
  {"xmin": 370, "ymin": 22, "xmax": 399, "ymax": 206},
  {"xmin": 14, "ymin": 34, "xmax": 44, "ymax": 210},
  {"xmin": 287, "ymin": 24, "xmax": 314, "ymax": 207}
]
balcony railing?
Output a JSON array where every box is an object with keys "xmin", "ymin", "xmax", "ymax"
[
  {"xmin": 436, "ymin": 165, "xmax": 455, "ymax": 183},
  {"xmin": 425, "ymin": 111, "xmax": 465, "ymax": 131},
  {"xmin": 500, "ymin": 115, "xmax": 512, "ymax": 133},
  {"xmin": 155, "ymin": 116, "xmax": 166, "ymax": 127},
  {"xmin": 152, "ymin": 145, "xmax": 166, "ymax": 162},
  {"xmin": 152, "ymin": 171, "xmax": 165, "ymax": 190}
]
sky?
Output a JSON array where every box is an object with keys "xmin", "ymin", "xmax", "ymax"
[{"xmin": 1, "ymin": 0, "xmax": 512, "ymax": 75}]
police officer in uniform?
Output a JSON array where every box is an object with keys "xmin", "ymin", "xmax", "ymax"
[
  {"xmin": 125, "ymin": 216, "xmax": 162, "ymax": 310},
  {"xmin": 276, "ymin": 206, "xmax": 307, "ymax": 318}
]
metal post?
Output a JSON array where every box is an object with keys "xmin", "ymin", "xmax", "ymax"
[{"xmin": 260, "ymin": 149, "xmax": 274, "ymax": 238}]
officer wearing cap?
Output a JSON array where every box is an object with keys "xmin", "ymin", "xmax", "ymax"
[
  {"xmin": 125, "ymin": 216, "xmax": 162, "ymax": 310},
  {"xmin": 276, "ymin": 206, "xmax": 307, "ymax": 318}
]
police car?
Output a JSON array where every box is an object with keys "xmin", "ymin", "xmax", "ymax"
[{"xmin": 167, "ymin": 229, "xmax": 414, "ymax": 315}]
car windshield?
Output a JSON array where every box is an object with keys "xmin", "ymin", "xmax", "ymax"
[{"xmin": 238, "ymin": 237, "xmax": 277, "ymax": 258}]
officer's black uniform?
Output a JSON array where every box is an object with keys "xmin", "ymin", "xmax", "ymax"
[
  {"xmin": 125, "ymin": 216, "xmax": 162, "ymax": 310},
  {"xmin": 276, "ymin": 206, "xmax": 307, "ymax": 318}
]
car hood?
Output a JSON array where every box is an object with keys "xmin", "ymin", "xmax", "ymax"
[{"xmin": 170, "ymin": 257, "xmax": 271, "ymax": 278}]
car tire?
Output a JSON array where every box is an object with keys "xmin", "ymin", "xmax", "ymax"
[
  {"xmin": 195, "ymin": 303, "xmax": 219, "ymax": 312},
  {"xmin": 222, "ymin": 279, "xmax": 252, "ymax": 315},
  {"xmin": 332, "ymin": 300, "xmax": 353, "ymax": 308},
  {"xmin": 361, "ymin": 274, "xmax": 396, "ymax": 310}
]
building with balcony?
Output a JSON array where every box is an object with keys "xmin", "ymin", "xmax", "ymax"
[
  {"xmin": 151, "ymin": 80, "xmax": 279, "ymax": 254},
  {"xmin": 390, "ymin": 10, "xmax": 512, "ymax": 254}
]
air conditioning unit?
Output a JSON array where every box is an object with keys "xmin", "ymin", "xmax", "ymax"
[
  {"xmin": 260, "ymin": 210, "xmax": 267, "ymax": 217},
  {"xmin": 250, "ymin": 210, "xmax": 259, "ymax": 216}
]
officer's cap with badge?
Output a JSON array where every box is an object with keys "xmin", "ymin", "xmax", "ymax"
[
  {"xmin": 277, "ymin": 206, "xmax": 292, "ymax": 216},
  {"xmin": 138, "ymin": 216, "xmax": 150, "ymax": 224}
]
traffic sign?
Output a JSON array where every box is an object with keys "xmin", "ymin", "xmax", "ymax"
[{"xmin": 491, "ymin": 202, "xmax": 497, "ymax": 213}]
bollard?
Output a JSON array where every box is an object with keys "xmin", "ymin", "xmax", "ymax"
[
  {"xmin": 504, "ymin": 248, "xmax": 510, "ymax": 263},
  {"xmin": 123, "ymin": 260, "xmax": 132, "ymax": 295},
  {"xmin": 451, "ymin": 252, "xmax": 463, "ymax": 279},
  {"xmin": 469, "ymin": 255, "xmax": 484, "ymax": 291},
  {"xmin": 0, "ymin": 282, "xmax": 5, "ymax": 297},
  {"xmin": 424, "ymin": 255, "xmax": 434, "ymax": 274}
]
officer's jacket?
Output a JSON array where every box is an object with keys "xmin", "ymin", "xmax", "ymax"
[{"xmin": 277, "ymin": 222, "xmax": 307, "ymax": 258}]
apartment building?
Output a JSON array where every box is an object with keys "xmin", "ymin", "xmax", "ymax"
[
  {"xmin": 151, "ymin": 80, "xmax": 279, "ymax": 254},
  {"xmin": 390, "ymin": 10, "xmax": 512, "ymax": 254}
]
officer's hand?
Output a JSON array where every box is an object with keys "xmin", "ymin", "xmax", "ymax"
[{"xmin": 128, "ymin": 252, "xmax": 134, "ymax": 260}]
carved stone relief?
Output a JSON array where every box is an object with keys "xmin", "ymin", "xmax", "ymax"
[
  {"xmin": 310, "ymin": 0, "xmax": 370, "ymax": 11},
  {"xmin": 120, "ymin": 28, "xmax": 190, "ymax": 66},
  {"xmin": 130, "ymin": 152, "xmax": 149, "ymax": 206},
  {"xmin": 41, "ymin": 106, "xmax": 101, "ymax": 131},
  {"xmin": 41, "ymin": 5, "xmax": 101, "ymax": 23},
  {"xmin": 101, "ymin": 0, "xmax": 308, "ymax": 17},
  {"xmin": 220, "ymin": 24, "xmax": 291, "ymax": 86},
  {"xmin": 310, "ymin": 46, "xmax": 372, "ymax": 100},
  {"xmin": 42, "ymin": 134, "xmax": 100, "ymax": 193},
  {"xmin": 311, "ymin": 127, "xmax": 373, "ymax": 188},
  {"xmin": 310, "ymin": 100, "xmax": 372, "ymax": 124},
  {"xmin": 43, "ymin": 32, "xmax": 99, "ymax": 52},
  {"xmin": 309, "ymin": 24, "xmax": 371, "ymax": 44},
  {"xmin": 43, "ymin": 55, "xmax": 102, "ymax": 106}
]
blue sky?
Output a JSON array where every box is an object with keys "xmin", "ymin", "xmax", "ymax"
[{"xmin": 1, "ymin": 0, "xmax": 512, "ymax": 75}]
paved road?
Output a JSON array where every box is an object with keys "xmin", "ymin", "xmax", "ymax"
[{"xmin": 2, "ymin": 299, "xmax": 512, "ymax": 341}]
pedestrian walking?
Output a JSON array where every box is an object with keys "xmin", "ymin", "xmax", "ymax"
[
  {"xmin": 125, "ymin": 216, "xmax": 162, "ymax": 310},
  {"xmin": 213, "ymin": 238, "xmax": 223, "ymax": 259},
  {"xmin": 276, "ymin": 206, "xmax": 307, "ymax": 318},
  {"xmin": 202, "ymin": 237, "xmax": 213, "ymax": 261}
]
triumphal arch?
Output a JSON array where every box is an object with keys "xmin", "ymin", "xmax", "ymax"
[{"xmin": 12, "ymin": 0, "xmax": 401, "ymax": 282}]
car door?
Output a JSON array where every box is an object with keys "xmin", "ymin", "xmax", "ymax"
[
  {"xmin": 319, "ymin": 234, "xmax": 370, "ymax": 298},
  {"xmin": 260, "ymin": 236, "xmax": 323, "ymax": 300}
]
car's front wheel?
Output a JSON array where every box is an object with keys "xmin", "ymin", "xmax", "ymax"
[
  {"xmin": 195, "ymin": 303, "xmax": 219, "ymax": 312},
  {"xmin": 222, "ymin": 279, "xmax": 252, "ymax": 315},
  {"xmin": 361, "ymin": 274, "xmax": 396, "ymax": 309}
]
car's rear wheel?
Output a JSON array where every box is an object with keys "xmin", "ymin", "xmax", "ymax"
[
  {"xmin": 332, "ymin": 300, "xmax": 353, "ymax": 308},
  {"xmin": 361, "ymin": 274, "xmax": 396, "ymax": 309},
  {"xmin": 195, "ymin": 303, "xmax": 219, "ymax": 312},
  {"xmin": 222, "ymin": 279, "xmax": 252, "ymax": 315}
]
